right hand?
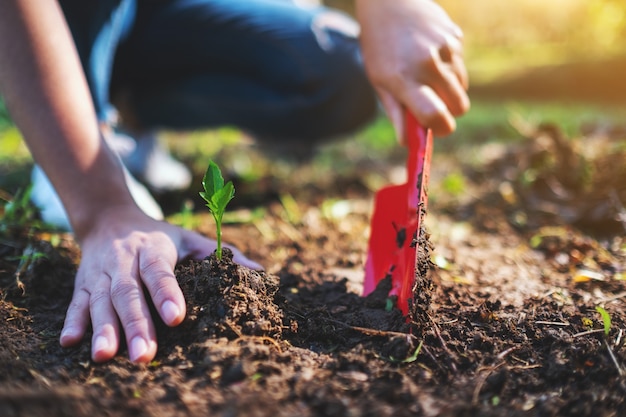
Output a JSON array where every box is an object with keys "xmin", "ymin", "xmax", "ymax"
[
  {"xmin": 60, "ymin": 206, "xmax": 261, "ymax": 363},
  {"xmin": 356, "ymin": 0, "xmax": 470, "ymax": 141}
]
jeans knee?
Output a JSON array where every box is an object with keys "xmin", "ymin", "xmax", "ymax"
[{"xmin": 309, "ymin": 36, "xmax": 378, "ymax": 138}]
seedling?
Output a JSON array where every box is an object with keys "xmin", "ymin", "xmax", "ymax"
[
  {"xmin": 10, "ymin": 243, "xmax": 47, "ymax": 295},
  {"xmin": 388, "ymin": 340, "xmax": 424, "ymax": 363},
  {"xmin": 596, "ymin": 306, "xmax": 612, "ymax": 337},
  {"xmin": 199, "ymin": 161, "xmax": 235, "ymax": 261},
  {"xmin": 1, "ymin": 186, "xmax": 44, "ymax": 237},
  {"xmin": 595, "ymin": 306, "xmax": 624, "ymax": 376}
]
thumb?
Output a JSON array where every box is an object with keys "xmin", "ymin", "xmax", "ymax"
[{"xmin": 226, "ymin": 244, "xmax": 264, "ymax": 271}]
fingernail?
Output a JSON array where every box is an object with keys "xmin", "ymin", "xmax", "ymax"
[
  {"xmin": 93, "ymin": 335, "xmax": 109, "ymax": 355},
  {"xmin": 162, "ymin": 300, "xmax": 180, "ymax": 324},
  {"xmin": 130, "ymin": 336, "xmax": 148, "ymax": 362},
  {"xmin": 60, "ymin": 327, "xmax": 78, "ymax": 344}
]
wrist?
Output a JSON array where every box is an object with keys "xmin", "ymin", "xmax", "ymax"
[
  {"xmin": 61, "ymin": 153, "xmax": 139, "ymax": 241},
  {"xmin": 71, "ymin": 198, "xmax": 141, "ymax": 243}
]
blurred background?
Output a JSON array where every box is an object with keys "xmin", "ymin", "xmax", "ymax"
[
  {"xmin": 2, "ymin": 0, "xmax": 626, "ymax": 230},
  {"xmin": 327, "ymin": 0, "xmax": 626, "ymax": 102}
]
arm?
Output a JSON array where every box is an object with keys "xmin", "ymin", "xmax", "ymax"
[
  {"xmin": 356, "ymin": 0, "xmax": 470, "ymax": 140},
  {"xmin": 0, "ymin": 0, "xmax": 259, "ymax": 363},
  {"xmin": 0, "ymin": 0, "xmax": 129, "ymax": 230}
]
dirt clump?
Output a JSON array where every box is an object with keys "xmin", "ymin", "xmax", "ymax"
[{"xmin": 167, "ymin": 248, "xmax": 284, "ymax": 345}]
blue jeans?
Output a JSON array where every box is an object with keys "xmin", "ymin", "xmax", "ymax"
[{"xmin": 59, "ymin": 0, "xmax": 377, "ymax": 143}]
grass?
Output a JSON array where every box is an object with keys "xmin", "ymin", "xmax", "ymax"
[
  {"xmin": 0, "ymin": 126, "xmax": 31, "ymax": 163},
  {"xmin": 446, "ymin": 99, "xmax": 626, "ymax": 144}
]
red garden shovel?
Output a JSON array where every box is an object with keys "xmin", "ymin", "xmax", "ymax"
[{"xmin": 363, "ymin": 109, "xmax": 433, "ymax": 316}]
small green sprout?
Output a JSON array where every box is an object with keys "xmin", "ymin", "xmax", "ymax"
[
  {"xmin": 199, "ymin": 161, "xmax": 235, "ymax": 261},
  {"xmin": 595, "ymin": 306, "xmax": 624, "ymax": 376},
  {"xmin": 389, "ymin": 340, "xmax": 423, "ymax": 363},
  {"xmin": 595, "ymin": 306, "xmax": 612, "ymax": 337}
]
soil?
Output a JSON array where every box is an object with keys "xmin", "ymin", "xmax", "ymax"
[{"xmin": 1, "ymin": 123, "xmax": 625, "ymax": 416}]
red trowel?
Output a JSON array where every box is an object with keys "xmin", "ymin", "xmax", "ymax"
[{"xmin": 363, "ymin": 109, "xmax": 433, "ymax": 316}]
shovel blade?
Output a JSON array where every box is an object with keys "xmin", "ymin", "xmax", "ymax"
[
  {"xmin": 364, "ymin": 111, "xmax": 432, "ymax": 316},
  {"xmin": 363, "ymin": 183, "xmax": 414, "ymax": 290}
]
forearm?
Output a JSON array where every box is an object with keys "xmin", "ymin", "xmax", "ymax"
[{"xmin": 0, "ymin": 0, "xmax": 135, "ymax": 239}]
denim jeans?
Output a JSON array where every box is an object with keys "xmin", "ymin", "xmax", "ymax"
[{"xmin": 59, "ymin": 0, "xmax": 377, "ymax": 143}]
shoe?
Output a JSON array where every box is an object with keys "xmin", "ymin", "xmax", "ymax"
[
  {"xmin": 116, "ymin": 130, "xmax": 192, "ymax": 193},
  {"xmin": 30, "ymin": 164, "xmax": 164, "ymax": 232}
]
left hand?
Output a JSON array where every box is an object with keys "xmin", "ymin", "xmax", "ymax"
[{"xmin": 60, "ymin": 206, "xmax": 261, "ymax": 363}]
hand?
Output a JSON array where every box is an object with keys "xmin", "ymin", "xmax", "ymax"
[
  {"xmin": 59, "ymin": 207, "xmax": 261, "ymax": 363},
  {"xmin": 356, "ymin": 0, "xmax": 470, "ymax": 140}
]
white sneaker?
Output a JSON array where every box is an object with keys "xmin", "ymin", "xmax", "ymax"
[
  {"xmin": 118, "ymin": 131, "xmax": 192, "ymax": 193},
  {"xmin": 30, "ymin": 164, "xmax": 164, "ymax": 232}
]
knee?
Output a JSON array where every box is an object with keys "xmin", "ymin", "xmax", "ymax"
[{"xmin": 292, "ymin": 31, "xmax": 379, "ymax": 139}]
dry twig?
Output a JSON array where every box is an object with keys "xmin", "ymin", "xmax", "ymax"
[
  {"xmin": 323, "ymin": 317, "xmax": 415, "ymax": 339},
  {"xmin": 472, "ymin": 362, "xmax": 505, "ymax": 405},
  {"xmin": 604, "ymin": 339, "xmax": 625, "ymax": 377},
  {"xmin": 572, "ymin": 329, "xmax": 605, "ymax": 338},
  {"xmin": 535, "ymin": 321, "xmax": 570, "ymax": 327},
  {"xmin": 429, "ymin": 315, "xmax": 458, "ymax": 373}
]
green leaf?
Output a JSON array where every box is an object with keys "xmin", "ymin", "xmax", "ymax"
[
  {"xmin": 201, "ymin": 161, "xmax": 225, "ymax": 200},
  {"xmin": 210, "ymin": 181, "xmax": 235, "ymax": 210},
  {"xmin": 198, "ymin": 160, "xmax": 235, "ymax": 261},
  {"xmin": 200, "ymin": 161, "xmax": 234, "ymax": 215}
]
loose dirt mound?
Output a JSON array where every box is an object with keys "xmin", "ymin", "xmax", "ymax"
[
  {"xmin": 171, "ymin": 249, "xmax": 284, "ymax": 343},
  {"xmin": 483, "ymin": 121, "xmax": 626, "ymax": 234}
]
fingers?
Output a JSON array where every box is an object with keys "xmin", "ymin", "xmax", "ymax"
[
  {"xmin": 88, "ymin": 273, "xmax": 119, "ymax": 362},
  {"xmin": 400, "ymin": 44, "xmax": 469, "ymax": 137},
  {"xmin": 109, "ymin": 270, "xmax": 158, "ymax": 363},
  {"xmin": 439, "ymin": 35, "xmax": 469, "ymax": 90},
  {"xmin": 61, "ymin": 265, "xmax": 123, "ymax": 362},
  {"xmin": 405, "ymin": 84, "xmax": 457, "ymax": 137},
  {"xmin": 60, "ymin": 285, "xmax": 90, "ymax": 347},
  {"xmin": 62, "ymin": 236, "xmax": 172, "ymax": 363},
  {"xmin": 139, "ymin": 249, "xmax": 186, "ymax": 327},
  {"xmin": 429, "ymin": 49, "xmax": 470, "ymax": 118}
]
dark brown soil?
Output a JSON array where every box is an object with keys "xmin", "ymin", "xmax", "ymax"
[
  {"xmin": 1, "ymin": 124, "xmax": 626, "ymax": 416},
  {"xmin": 410, "ymin": 208, "xmax": 435, "ymax": 331}
]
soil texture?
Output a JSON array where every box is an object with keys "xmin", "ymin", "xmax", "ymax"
[{"xmin": 1, "ymin": 123, "xmax": 625, "ymax": 416}]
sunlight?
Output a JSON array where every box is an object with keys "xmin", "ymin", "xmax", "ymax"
[{"xmin": 437, "ymin": 0, "xmax": 626, "ymax": 82}]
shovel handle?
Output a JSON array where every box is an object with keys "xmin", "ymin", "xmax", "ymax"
[{"xmin": 405, "ymin": 110, "xmax": 431, "ymax": 208}]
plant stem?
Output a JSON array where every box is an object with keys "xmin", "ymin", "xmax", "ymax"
[{"xmin": 213, "ymin": 212, "xmax": 222, "ymax": 260}]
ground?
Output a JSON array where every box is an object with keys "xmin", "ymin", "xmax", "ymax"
[{"xmin": 1, "ymin": 119, "xmax": 625, "ymax": 416}]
